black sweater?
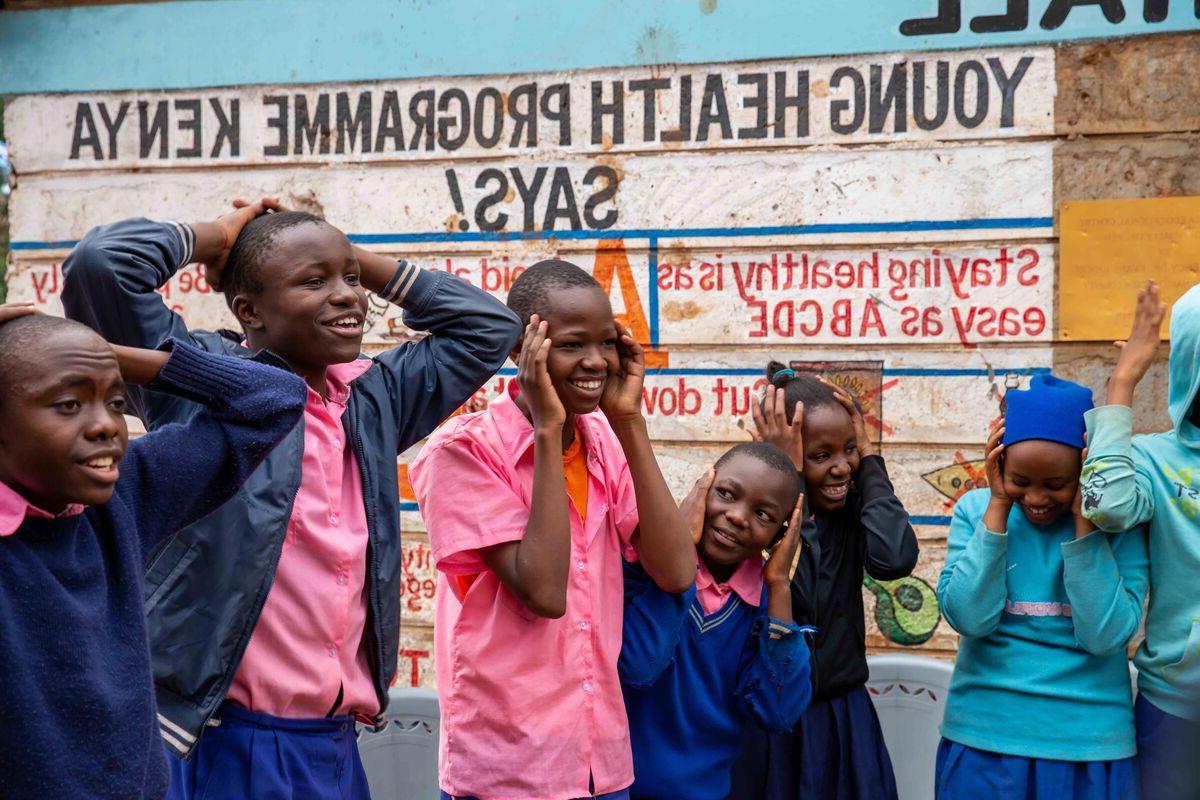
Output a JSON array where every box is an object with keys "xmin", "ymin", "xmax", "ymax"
[{"xmin": 790, "ymin": 455, "xmax": 919, "ymax": 699}]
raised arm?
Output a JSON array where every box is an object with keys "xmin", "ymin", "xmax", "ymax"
[
  {"xmin": 603, "ymin": 324, "xmax": 696, "ymax": 593},
  {"xmin": 938, "ymin": 435, "xmax": 1012, "ymax": 638},
  {"xmin": 477, "ymin": 319, "xmax": 573, "ymax": 619},
  {"xmin": 61, "ymin": 203, "xmax": 272, "ymax": 424},
  {"xmin": 113, "ymin": 340, "xmax": 306, "ymax": 557},
  {"xmin": 736, "ymin": 494, "xmax": 814, "ymax": 732},
  {"xmin": 1082, "ymin": 282, "xmax": 1167, "ymax": 531}
]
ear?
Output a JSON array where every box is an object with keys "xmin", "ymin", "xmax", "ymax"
[{"xmin": 231, "ymin": 294, "xmax": 266, "ymax": 331}]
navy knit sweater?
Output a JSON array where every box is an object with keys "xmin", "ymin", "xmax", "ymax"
[
  {"xmin": 0, "ymin": 341, "xmax": 305, "ymax": 800},
  {"xmin": 620, "ymin": 561, "xmax": 813, "ymax": 800}
]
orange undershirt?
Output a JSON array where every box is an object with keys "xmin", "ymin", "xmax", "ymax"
[{"xmin": 453, "ymin": 432, "xmax": 589, "ymax": 599}]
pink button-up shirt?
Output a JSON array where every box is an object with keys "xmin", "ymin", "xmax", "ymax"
[
  {"xmin": 411, "ymin": 385, "xmax": 640, "ymax": 800},
  {"xmin": 226, "ymin": 359, "xmax": 381, "ymax": 718},
  {"xmin": 695, "ymin": 555, "xmax": 764, "ymax": 616},
  {"xmin": 0, "ymin": 482, "xmax": 84, "ymax": 535}
]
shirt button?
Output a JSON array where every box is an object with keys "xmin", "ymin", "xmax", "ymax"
[
  {"xmin": 582, "ymin": 682, "xmax": 592, "ymax": 693},
  {"xmin": 337, "ymin": 574, "xmax": 348, "ymax": 586},
  {"xmin": 599, "ymin": 504, "xmax": 608, "ymax": 514},
  {"xmin": 327, "ymin": 645, "xmax": 337, "ymax": 658},
  {"xmin": 329, "ymin": 513, "xmax": 339, "ymax": 525},
  {"xmin": 577, "ymin": 560, "xmax": 586, "ymax": 571},
  {"xmin": 579, "ymin": 620, "xmax": 589, "ymax": 631},
  {"xmin": 334, "ymin": 439, "xmax": 341, "ymax": 448}
]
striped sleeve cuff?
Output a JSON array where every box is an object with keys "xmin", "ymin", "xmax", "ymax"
[
  {"xmin": 168, "ymin": 221, "xmax": 195, "ymax": 269},
  {"xmin": 378, "ymin": 259, "xmax": 424, "ymax": 305}
]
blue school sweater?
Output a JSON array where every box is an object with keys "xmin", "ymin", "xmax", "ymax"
[
  {"xmin": 620, "ymin": 561, "xmax": 812, "ymax": 800},
  {"xmin": 938, "ymin": 488, "xmax": 1148, "ymax": 761},
  {"xmin": 1082, "ymin": 285, "xmax": 1200, "ymax": 720},
  {"xmin": 0, "ymin": 342, "xmax": 305, "ymax": 800}
]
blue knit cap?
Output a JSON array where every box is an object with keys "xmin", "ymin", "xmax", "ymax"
[{"xmin": 1002, "ymin": 374, "xmax": 1094, "ymax": 449}]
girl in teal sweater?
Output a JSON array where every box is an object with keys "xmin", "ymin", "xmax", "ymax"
[
  {"xmin": 1082, "ymin": 281, "xmax": 1200, "ymax": 800},
  {"xmin": 937, "ymin": 374, "xmax": 1148, "ymax": 800}
]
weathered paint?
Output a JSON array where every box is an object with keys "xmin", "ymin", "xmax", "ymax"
[
  {"xmin": 6, "ymin": 28, "xmax": 1196, "ymax": 679},
  {"xmin": 6, "ymin": 48, "xmax": 1054, "ymax": 173},
  {"xmin": 1, "ymin": 1, "xmax": 1196, "ymax": 94}
]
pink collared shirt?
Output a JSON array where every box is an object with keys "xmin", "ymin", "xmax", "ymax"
[
  {"xmin": 0, "ymin": 482, "xmax": 84, "ymax": 535},
  {"xmin": 411, "ymin": 384, "xmax": 640, "ymax": 800},
  {"xmin": 226, "ymin": 358, "xmax": 381, "ymax": 718},
  {"xmin": 695, "ymin": 555, "xmax": 764, "ymax": 616}
]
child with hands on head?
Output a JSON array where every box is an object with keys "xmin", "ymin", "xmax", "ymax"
[
  {"xmin": 730, "ymin": 364, "xmax": 918, "ymax": 800},
  {"xmin": 0, "ymin": 304, "xmax": 307, "ymax": 800},
  {"xmin": 936, "ymin": 374, "xmax": 1148, "ymax": 800},
  {"xmin": 410, "ymin": 260, "xmax": 695, "ymax": 800},
  {"xmin": 61, "ymin": 199, "xmax": 520, "ymax": 799},
  {"xmin": 619, "ymin": 440, "xmax": 814, "ymax": 800},
  {"xmin": 1081, "ymin": 281, "xmax": 1200, "ymax": 800}
]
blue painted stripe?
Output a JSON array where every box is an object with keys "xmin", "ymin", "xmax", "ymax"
[
  {"xmin": 10, "ymin": 216, "xmax": 1054, "ymax": 252},
  {"xmin": 910, "ymin": 515, "xmax": 952, "ymax": 526},
  {"xmin": 2, "ymin": 0, "xmax": 1197, "ymax": 94},
  {"xmin": 494, "ymin": 367, "xmax": 1048, "ymax": 378},
  {"xmin": 400, "ymin": 501, "xmax": 420, "ymax": 513}
]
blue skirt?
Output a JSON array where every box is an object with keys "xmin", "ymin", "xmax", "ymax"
[
  {"xmin": 728, "ymin": 684, "xmax": 898, "ymax": 800},
  {"xmin": 935, "ymin": 739, "xmax": 1137, "ymax": 800}
]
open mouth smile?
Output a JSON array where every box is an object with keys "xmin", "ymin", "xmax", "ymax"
[
  {"xmin": 77, "ymin": 452, "xmax": 122, "ymax": 482},
  {"xmin": 821, "ymin": 482, "xmax": 850, "ymax": 501},
  {"xmin": 321, "ymin": 312, "xmax": 365, "ymax": 338},
  {"xmin": 568, "ymin": 376, "xmax": 605, "ymax": 399}
]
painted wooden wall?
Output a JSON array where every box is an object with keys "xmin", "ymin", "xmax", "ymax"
[{"xmin": 4, "ymin": 4, "xmax": 1198, "ymax": 686}]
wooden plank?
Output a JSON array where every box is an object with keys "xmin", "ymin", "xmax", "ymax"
[
  {"xmin": 8, "ymin": 141, "xmax": 1055, "ymax": 246},
  {"xmin": 4, "ymin": 48, "xmax": 1054, "ymax": 174},
  {"xmin": 396, "ymin": 627, "xmax": 437, "ymax": 690},
  {"xmin": 864, "ymin": 543, "xmax": 954, "ymax": 653},
  {"xmin": 1056, "ymin": 32, "xmax": 1200, "ymax": 137}
]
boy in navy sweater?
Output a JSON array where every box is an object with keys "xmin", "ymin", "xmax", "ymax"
[
  {"xmin": 620, "ymin": 441, "xmax": 814, "ymax": 800},
  {"xmin": 0, "ymin": 305, "xmax": 305, "ymax": 800}
]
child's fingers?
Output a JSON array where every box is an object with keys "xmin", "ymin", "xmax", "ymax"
[
  {"xmin": 791, "ymin": 400, "xmax": 805, "ymax": 432},
  {"xmin": 771, "ymin": 387, "xmax": 788, "ymax": 430},
  {"xmin": 750, "ymin": 392, "xmax": 769, "ymax": 435}
]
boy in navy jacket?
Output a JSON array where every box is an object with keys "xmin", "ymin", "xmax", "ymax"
[
  {"xmin": 61, "ymin": 199, "xmax": 521, "ymax": 797},
  {"xmin": 620, "ymin": 441, "xmax": 813, "ymax": 800},
  {"xmin": 0, "ymin": 306, "xmax": 306, "ymax": 799}
]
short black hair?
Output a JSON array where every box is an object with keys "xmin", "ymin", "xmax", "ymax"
[
  {"xmin": 714, "ymin": 441, "xmax": 803, "ymax": 500},
  {"xmin": 762, "ymin": 359, "xmax": 843, "ymax": 424},
  {"xmin": 222, "ymin": 211, "xmax": 325, "ymax": 307},
  {"xmin": 505, "ymin": 259, "xmax": 602, "ymax": 326},
  {"xmin": 0, "ymin": 315, "xmax": 104, "ymax": 400}
]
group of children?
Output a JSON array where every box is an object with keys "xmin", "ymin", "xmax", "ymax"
[{"xmin": 0, "ymin": 193, "xmax": 1194, "ymax": 800}]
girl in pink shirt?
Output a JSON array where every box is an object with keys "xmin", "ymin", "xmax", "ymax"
[{"xmin": 412, "ymin": 260, "xmax": 697, "ymax": 800}]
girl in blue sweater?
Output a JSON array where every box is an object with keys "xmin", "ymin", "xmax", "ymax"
[
  {"xmin": 620, "ymin": 441, "xmax": 812, "ymax": 800},
  {"xmin": 937, "ymin": 374, "xmax": 1148, "ymax": 800}
]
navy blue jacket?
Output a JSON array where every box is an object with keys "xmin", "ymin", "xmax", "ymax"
[
  {"xmin": 61, "ymin": 218, "xmax": 521, "ymax": 756},
  {"xmin": 0, "ymin": 342, "xmax": 306, "ymax": 799}
]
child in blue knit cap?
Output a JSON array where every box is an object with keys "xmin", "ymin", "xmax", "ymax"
[{"xmin": 936, "ymin": 374, "xmax": 1148, "ymax": 799}]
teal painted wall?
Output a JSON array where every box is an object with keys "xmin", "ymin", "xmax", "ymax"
[{"xmin": 1, "ymin": 0, "xmax": 1197, "ymax": 94}]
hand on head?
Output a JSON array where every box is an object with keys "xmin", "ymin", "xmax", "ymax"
[
  {"xmin": 750, "ymin": 387, "xmax": 804, "ymax": 468},
  {"xmin": 0, "ymin": 303, "xmax": 39, "ymax": 325},
  {"xmin": 679, "ymin": 469, "xmax": 715, "ymax": 546},
  {"xmin": 599, "ymin": 321, "xmax": 646, "ymax": 423},
  {"xmin": 762, "ymin": 491, "xmax": 806, "ymax": 585},
  {"xmin": 516, "ymin": 314, "xmax": 566, "ymax": 431},
  {"xmin": 817, "ymin": 376, "xmax": 877, "ymax": 458},
  {"xmin": 984, "ymin": 425, "xmax": 1009, "ymax": 505},
  {"xmin": 204, "ymin": 197, "xmax": 288, "ymax": 291}
]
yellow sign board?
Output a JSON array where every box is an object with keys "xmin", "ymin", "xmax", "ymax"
[{"xmin": 1060, "ymin": 197, "xmax": 1200, "ymax": 341}]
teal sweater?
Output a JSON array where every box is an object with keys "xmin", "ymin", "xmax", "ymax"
[
  {"xmin": 1082, "ymin": 284, "xmax": 1200, "ymax": 720},
  {"xmin": 938, "ymin": 489, "xmax": 1148, "ymax": 760}
]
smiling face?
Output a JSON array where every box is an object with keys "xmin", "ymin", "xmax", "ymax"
[
  {"xmin": 698, "ymin": 451, "xmax": 799, "ymax": 578},
  {"xmin": 801, "ymin": 404, "xmax": 860, "ymax": 511},
  {"xmin": 233, "ymin": 221, "xmax": 367, "ymax": 382},
  {"xmin": 536, "ymin": 285, "xmax": 620, "ymax": 415},
  {"xmin": 0, "ymin": 329, "xmax": 129, "ymax": 512},
  {"xmin": 1002, "ymin": 439, "xmax": 1080, "ymax": 526}
]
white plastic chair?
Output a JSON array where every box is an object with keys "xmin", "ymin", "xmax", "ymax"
[
  {"xmin": 358, "ymin": 687, "xmax": 441, "ymax": 800},
  {"xmin": 866, "ymin": 654, "xmax": 953, "ymax": 800}
]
